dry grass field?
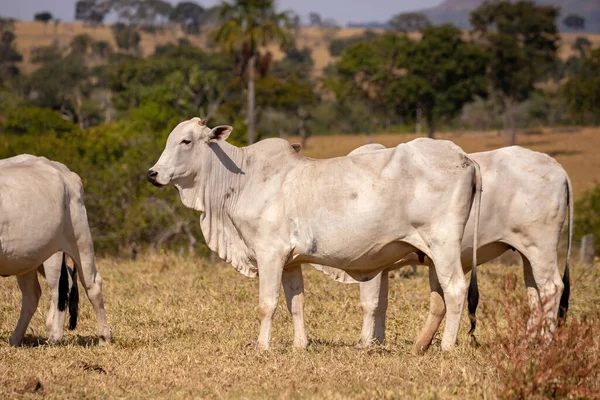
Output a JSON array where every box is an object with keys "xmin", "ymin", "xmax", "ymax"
[
  {"xmin": 0, "ymin": 256, "xmax": 599, "ymax": 399},
  {"xmin": 12, "ymin": 21, "xmax": 600, "ymax": 75},
  {"xmin": 1, "ymin": 128, "xmax": 600, "ymax": 398}
]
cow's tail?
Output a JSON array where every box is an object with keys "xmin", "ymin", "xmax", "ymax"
[
  {"xmin": 57, "ymin": 254, "xmax": 79, "ymax": 330},
  {"xmin": 467, "ymin": 159, "xmax": 482, "ymax": 346},
  {"xmin": 68, "ymin": 267, "xmax": 79, "ymax": 330},
  {"xmin": 558, "ymin": 174, "xmax": 573, "ymax": 325},
  {"xmin": 58, "ymin": 253, "xmax": 69, "ymax": 312}
]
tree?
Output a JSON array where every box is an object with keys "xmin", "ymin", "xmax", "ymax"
[
  {"xmin": 308, "ymin": 12, "xmax": 322, "ymax": 27},
  {"xmin": 573, "ymin": 36, "xmax": 592, "ymax": 58},
  {"xmin": 471, "ymin": 0, "xmax": 559, "ymax": 145},
  {"xmin": 34, "ymin": 12, "xmax": 53, "ymax": 23},
  {"xmin": 408, "ymin": 25, "xmax": 488, "ymax": 137},
  {"xmin": 335, "ymin": 33, "xmax": 415, "ymax": 134},
  {"xmin": 563, "ymin": 14, "xmax": 585, "ymax": 31},
  {"xmin": 563, "ymin": 48, "xmax": 600, "ymax": 125},
  {"xmin": 169, "ymin": 1, "xmax": 205, "ymax": 34},
  {"xmin": 213, "ymin": 0, "xmax": 294, "ymax": 144},
  {"xmin": 0, "ymin": 29, "xmax": 23, "ymax": 82},
  {"xmin": 388, "ymin": 12, "xmax": 430, "ymax": 32},
  {"xmin": 75, "ymin": 0, "xmax": 111, "ymax": 24},
  {"xmin": 111, "ymin": 23, "xmax": 141, "ymax": 54}
]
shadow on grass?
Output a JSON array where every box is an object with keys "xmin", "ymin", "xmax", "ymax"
[{"xmin": 0, "ymin": 334, "xmax": 103, "ymax": 348}]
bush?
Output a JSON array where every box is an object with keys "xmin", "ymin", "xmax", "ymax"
[
  {"xmin": 575, "ymin": 184, "xmax": 600, "ymax": 255},
  {"xmin": 492, "ymin": 273, "xmax": 600, "ymax": 399},
  {"xmin": 0, "ymin": 121, "xmax": 207, "ymax": 256},
  {"xmin": 2, "ymin": 106, "xmax": 76, "ymax": 135}
]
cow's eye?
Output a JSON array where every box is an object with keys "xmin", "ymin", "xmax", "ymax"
[{"xmin": 180, "ymin": 139, "xmax": 191, "ymax": 145}]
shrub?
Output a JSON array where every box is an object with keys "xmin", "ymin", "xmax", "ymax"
[
  {"xmin": 2, "ymin": 106, "xmax": 76, "ymax": 135},
  {"xmin": 492, "ymin": 273, "xmax": 600, "ymax": 399},
  {"xmin": 575, "ymin": 184, "xmax": 600, "ymax": 255}
]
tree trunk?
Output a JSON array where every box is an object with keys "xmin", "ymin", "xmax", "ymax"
[
  {"xmin": 247, "ymin": 55, "xmax": 256, "ymax": 145},
  {"xmin": 416, "ymin": 106, "xmax": 422, "ymax": 135},
  {"xmin": 504, "ymin": 97, "xmax": 517, "ymax": 146},
  {"xmin": 426, "ymin": 110, "xmax": 435, "ymax": 139}
]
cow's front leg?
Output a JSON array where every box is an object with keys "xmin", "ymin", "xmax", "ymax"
[
  {"xmin": 10, "ymin": 269, "xmax": 41, "ymax": 346},
  {"xmin": 358, "ymin": 271, "xmax": 389, "ymax": 347},
  {"xmin": 282, "ymin": 265, "xmax": 308, "ymax": 349},
  {"xmin": 257, "ymin": 254, "xmax": 284, "ymax": 350}
]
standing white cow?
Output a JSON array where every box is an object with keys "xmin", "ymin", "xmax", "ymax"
[
  {"xmin": 0, "ymin": 155, "xmax": 79, "ymax": 341},
  {"xmin": 0, "ymin": 156, "xmax": 111, "ymax": 346},
  {"xmin": 147, "ymin": 118, "xmax": 481, "ymax": 350},
  {"xmin": 316, "ymin": 144, "xmax": 572, "ymax": 353}
]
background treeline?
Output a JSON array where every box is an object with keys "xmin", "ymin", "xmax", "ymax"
[{"xmin": 0, "ymin": 0, "xmax": 599, "ymax": 255}]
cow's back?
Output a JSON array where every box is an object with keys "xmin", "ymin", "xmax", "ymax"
[{"xmin": 461, "ymin": 146, "xmax": 569, "ymax": 255}]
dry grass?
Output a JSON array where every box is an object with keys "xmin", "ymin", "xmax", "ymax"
[
  {"xmin": 0, "ymin": 254, "xmax": 599, "ymax": 399},
  {"xmin": 12, "ymin": 21, "xmax": 600, "ymax": 75},
  {"xmin": 288, "ymin": 127, "xmax": 600, "ymax": 200}
]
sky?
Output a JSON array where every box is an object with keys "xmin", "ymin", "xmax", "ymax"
[{"xmin": 0, "ymin": 0, "xmax": 443, "ymax": 25}]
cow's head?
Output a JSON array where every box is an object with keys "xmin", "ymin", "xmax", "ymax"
[{"xmin": 147, "ymin": 118, "xmax": 232, "ymax": 187}]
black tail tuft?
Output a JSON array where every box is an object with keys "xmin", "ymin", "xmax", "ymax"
[
  {"xmin": 467, "ymin": 265, "xmax": 479, "ymax": 338},
  {"xmin": 558, "ymin": 261, "xmax": 570, "ymax": 325},
  {"xmin": 58, "ymin": 254, "xmax": 69, "ymax": 312},
  {"xmin": 68, "ymin": 267, "xmax": 79, "ymax": 330}
]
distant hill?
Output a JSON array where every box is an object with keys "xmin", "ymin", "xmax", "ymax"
[
  {"xmin": 10, "ymin": 21, "xmax": 600, "ymax": 77},
  {"xmin": 420, "ymin": 0, "xmax": 600, "ymax": 32}
]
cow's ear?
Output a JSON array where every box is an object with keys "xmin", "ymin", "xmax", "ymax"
[
  {"xmin": 291, "ymin": 143, "xmax": 302, "ymax": 153},
  {"xmin": 208, "ymin": 125, "xmax": 232, "ymax": 142}
]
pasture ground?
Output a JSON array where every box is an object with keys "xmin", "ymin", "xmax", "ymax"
[{"xmin": 0, "ymin": 256, "xmax": 599, "ymax": 399}]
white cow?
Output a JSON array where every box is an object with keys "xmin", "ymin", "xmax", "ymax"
[
  {"xmin": 316, "ymin": 144, "xmax": 572, "ymax": 353},
  {"xmin": 147, "ymin": 118, "xmax": 481, "ymax": 350},
  {"xmin": 0, "ymin": 155, "xmax": 111, "ymax": 346},
  {"xmin": 0, "ymin": 156, "xmax": 79, "ymax": 341}
]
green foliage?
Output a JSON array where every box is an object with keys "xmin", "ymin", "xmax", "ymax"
[
  {"xmin": 34, "ymin": 12, "xmax": 53, "ymax": 23},
  {"xmin": 2, "ymin": 106, "xmax": 76, "ymax": 135},
  {"xmin": 0, "ymin": 122, "xmax": 206, "ymax": 255},
  {"xmin": 470, "ymin": 1, "xmax": 559, "ymax": 103},
  {"xmin": 0, "ymin": 28, "xmax": 22, "ymax": 82},
  {"xmin": 388, "ymin": 12, "xmax": 430, "ymax": 32},
  {"xmin": 169, "ymin": 1, "xmax": 204, "ymax": 34},
  {"xmin": 111, "ymin": 23, "xmax": 141, "ymax": 52},
  {"xmin": 328, "ymin": 30, "xmax": 378, "ymax": 57},
  {"xmin": 575, "ymin": 184, "xmax": 600, "ymax": 254},
  {"xmin": 335, "ymin": 25, "xmax": 487, "ymax": 137},
  {"xmin": 563, "ymin": 48, "xmax": 600, "ymax": 125}
]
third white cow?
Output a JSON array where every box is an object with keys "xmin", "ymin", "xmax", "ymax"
[{"xmin": 315, "ymin": 144, "xmax": 572, "ymax": 353}]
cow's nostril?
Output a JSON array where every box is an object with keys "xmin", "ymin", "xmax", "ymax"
[{"xmin": 147, "ymin": 170, "xmax": 158, "ymax": 181}]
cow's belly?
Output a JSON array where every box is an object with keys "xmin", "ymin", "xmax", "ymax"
[
  {"xmin": 0, "ymin": 215, "xmax": 64, "ymax": 276},
  {"xmin": 293, "ymin": 239, "xmax": 417, "ymax": 272}
]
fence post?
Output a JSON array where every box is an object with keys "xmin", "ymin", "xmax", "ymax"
[{"xmin": 579, "ymin": 234, "xmax": 595, "ymax": 265}]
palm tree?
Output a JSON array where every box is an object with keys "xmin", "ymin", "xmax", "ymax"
[{"xmin": 213, "ymin": 0, "xmax": 294, "ymax": 144}]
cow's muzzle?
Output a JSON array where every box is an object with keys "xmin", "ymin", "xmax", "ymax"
[{"xmin": 147, "ymin": 169, "xmax": 164, "ymax": 187}]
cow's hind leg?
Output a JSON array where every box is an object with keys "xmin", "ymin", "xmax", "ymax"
[
  {"xmin": 10, "ymin": 269, "xmax": 41, "ymax": 346},
  {"xmin": 430, "ymin": 245, "xmax": 468, "ymax": 351},
  {"xmin": 523, "ymin": 249, "xmax": 563, "ymax": 344},
  {"xmin": 282, "ymin": 265, "xmax": 308, "ymax": 349},
  {"xmin": 522, "ymin": 256, "xmax": 542, "ymax": 342},
  {"xmin": 358, "ymin": 271, "xmax": 389, "ymax": 347},
  {"xmin": 66, "ymin": 218, "xmax": 111, "ymax": 344},
  {"xmin": 414, "ymin": 265, "xmax": 446, "ymax": 354}
]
